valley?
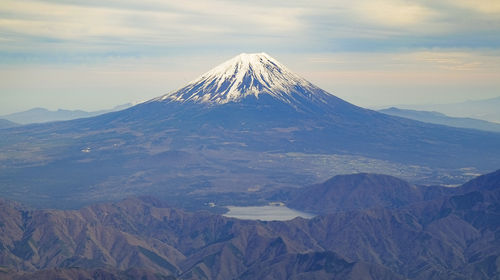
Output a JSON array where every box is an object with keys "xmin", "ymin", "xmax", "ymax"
[
  {"xmin": 0, "ymin": 170, "xmax": 499, "ymax": 279},
  {"xmin": 0, "ymin": 145, "xmax": 481, "ymax": 210}
]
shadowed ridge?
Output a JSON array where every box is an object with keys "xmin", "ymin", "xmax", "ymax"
[
  {"xmin": 460, "ymin": 169, "xmax": 500, "ymax": 192},
  {"xmin": 288, "ymin": 173, "xmax": 454, "ymax": 214}
]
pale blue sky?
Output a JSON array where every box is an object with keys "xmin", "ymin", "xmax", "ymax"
[{"xmin": 1, "ymin": 0, "xmax": 500, "ymax": 114}]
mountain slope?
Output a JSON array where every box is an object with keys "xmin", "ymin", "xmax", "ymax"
[
  {"xmin": 273, "ymin": 170, "xmax": 500, "ymax": 279},
  {"xmin": 0, "ymin": 53, "xmax": 500, "ymax": 209},
  {"xmin": 156, "ymin": 53, "xmax": 333, "ymax": 108},
  {"xmin": 239, "ymin": 251, "xmax": 405, "ymax": 280},
  {"xmin": 1, "ymin": 267, "xmax": 176, "ymax": 280},
  {"xmin": 0, "ymin": 170, "xmax": 499, "ymax": 279},
  {"xmin": 460, "ymin": 169, "xmax": 500, "ymax": 192},
  {"xmin": 379, "ymin": 107, "xmax": 500, "ymax": 133},
  {"xmin": 287, "ymin": 173, "xmax": 455, "ymax": 214}
]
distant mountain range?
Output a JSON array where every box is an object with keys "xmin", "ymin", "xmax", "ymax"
[
  {"xmin": 379, "ymin": 107, "xmax": 500, "ymax": 133},
  {"xmin": 0, "ymin": 118, "xmax": 18, "ymax": 129},
  {"xmin": 0, "ymin": 53, "xmax": 499, "ymax": 209},
  {"xmin": 385, "ymin": 96, "xmax": 500, "ymax": 124},
  {"xmin": 1, "ymin": 169, "xmax": 499, "ymax": 279},
  {"xmin": 0, "ymin": 103, "xmax": 132, "ymax": 124}
]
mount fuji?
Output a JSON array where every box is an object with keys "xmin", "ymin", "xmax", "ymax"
[
  {"xmin": 155, "ymin": 52, "xmax": 336, "ymax": 110},
  {"xmin": 1, "ymin": 53, "xmax": 500, "ymax": 208},
  {"xmin": 120, "ymin": 52, "xmax": 376, "ymax": 131}
]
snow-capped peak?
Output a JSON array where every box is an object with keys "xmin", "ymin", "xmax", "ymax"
[{"xmin": 155, "ymin": 52, "xmax": 332, "ymax": 107}]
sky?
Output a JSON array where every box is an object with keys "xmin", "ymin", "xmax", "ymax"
[{"xmin": 1, "ymin": 0, "xmax": 500, "ymax": 115}]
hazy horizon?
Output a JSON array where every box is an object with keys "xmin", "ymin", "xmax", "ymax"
[{"xmin": 2, "ymin": 87, "xmax": 499, "ymax": 116}]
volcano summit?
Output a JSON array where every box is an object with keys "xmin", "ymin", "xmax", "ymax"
[
  {"xmin": 155, "ymin": 52, "xmax": 334, "ymax": 110},
  {"xmin": 0, "ymin": 53, "xmax": 499, "ymax": 208}
]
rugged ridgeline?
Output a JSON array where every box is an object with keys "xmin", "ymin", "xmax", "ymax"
[
  {"xmin": 1, "ymin": 53, "xmax": 500, "ymax": 209},
  {"xmin": 286, "ymin": 173, "xmax": 457, "ymax": 214},
  {"xmin": 1, "ymin": 170, "xmax": 499, "ymax": 279}
]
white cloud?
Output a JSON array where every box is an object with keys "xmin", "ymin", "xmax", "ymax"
[
  {"xmin": 0, "ymin": 0, "xmax": 306, "ymax": 50},
  {"xmin": 408, "ymin": 52, "xmax": 485, "ymax": 71},
  {"xmin": 0, "ymin": 0, "xmax": 192, "ymax": 43},
  {"xmin": 1, "ymin": 0, "xmax": 500, "ymax": 56},
  {"xmin": 448, "ymin": 0, "xmax": 500, "ymax": 14},
  {"xmin": 352, "ymin": 0, "xmax": 437, "ymax": 27}
]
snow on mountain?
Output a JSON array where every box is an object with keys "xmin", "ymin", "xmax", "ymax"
[{"xmin": 154, "ymin": 53, "xmax": 334, "ymax": 109}]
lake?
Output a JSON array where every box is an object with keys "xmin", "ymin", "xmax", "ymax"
[{"xmin": 223, "ymin": 205, "xmax": 315, "ymax": 221}]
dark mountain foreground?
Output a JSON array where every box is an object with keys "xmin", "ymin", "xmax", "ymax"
[
  {"xmin": 1, "ymin": 267, "xmax": 176, "ymax": 280},
  {"xmin": 286, "ymin": 173, "xmax": 456, "ymax": 214},
  {"xmin": 1, "ymin": 170, "xmax": 499, "ymax": 279}
]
